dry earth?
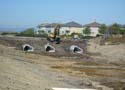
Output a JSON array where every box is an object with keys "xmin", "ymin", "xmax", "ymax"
[{"xmin": 0, "ymin": 36, "xmax": 125, "ymax": 90}]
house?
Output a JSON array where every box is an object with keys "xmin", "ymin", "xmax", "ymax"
[
  {"xmin": 37, "ymin": 23, "xmax": 62, "ymax": 34},
  {"xmin": 37, "ymin": 21, "xmax": 83, "ymax": 35},
  {"xmin": 37, "ymin": 21, "xmax": 103, "ymax": 37},
  {"xmin": 62, "ymin": 21, "xmax": 83, "ymax": 35},
  {"xmin": 119, "ymin": 24, "xmax": 125, "ymax": 30},
  {"xmin": 83, "ymin": 22, "xmax": 102, "ymax": 37}
]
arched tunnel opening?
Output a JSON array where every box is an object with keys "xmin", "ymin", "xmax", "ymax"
[
  {"xmin": 70, "ymin": 45, "xmax": 83, "ymax": 54},
  {"xmin": 46, "ymin": 46, "xmax": 54, "ymax": 52},
  {"xmin": 45, "ymin": 43, "xmax": 55, "ymax": 52},
  {"xmin": 24, "ymin": 46, "xmax": 32, "ymax": 51},
  {"xmin": 73, "ymin": 47, "xmax": 81, "ymax": 53},
  {"xmin": 22, "ymin": 44, "xmax": 34, "ymax": 52}
]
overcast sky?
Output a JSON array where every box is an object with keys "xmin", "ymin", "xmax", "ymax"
[{"xmin": 0, "ymin": 0, "xmax": 125, "ymax": 28}]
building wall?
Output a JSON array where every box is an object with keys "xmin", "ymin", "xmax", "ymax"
[
  {"xmin": 38, "ymin": 26, "xmax": 99, "ymax": 37},
  {"xmin": 38, "ymin": 27, "xmax": 54, "ymax": 34},
  {"xmin": 60, "ymin": 27, "xmax": 70, "ymax": 35},
  {"xmin": 38, "ymin": 27, "xmax": 83, "ymax": 35},
  {"xmin": 83, "ymin": 27, "xmax": 99, "ymax": 37},
  {"xmin": 60, "ymin": 27, "xmax": 83, "ymax": 35},
  {"xmin": 69, "ymin": 27, "xmax": 83, "ymax": 34},
  {"xmin": 90, "ymin": 27, "xmax": 99, "ymax": 37}
]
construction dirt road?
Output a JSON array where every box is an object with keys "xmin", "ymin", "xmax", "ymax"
[{"xmin": 0, "ymin": 36, "xmax": 125, "ymax": 90}]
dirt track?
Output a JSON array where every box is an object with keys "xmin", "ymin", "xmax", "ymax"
[{"xmin": 0, "ymin": 45, "xmax": 78, "ymax": 90}]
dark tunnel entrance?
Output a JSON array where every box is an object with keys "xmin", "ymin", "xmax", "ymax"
[
  {"xmin": 22, "ymin": 44, "xmax": 34, "ymax": 52},
  {"xmin": 45, "ymin": 43, "xmax": 55, "ymax": 52},
  {"xmin": 73, "ymin": 47, "xmax": 81, "ymax": 53}
]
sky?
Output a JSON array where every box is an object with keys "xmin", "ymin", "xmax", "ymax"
[{"xmin": 0, "ymin": 0, "xmax": 125, "ymax": 29}]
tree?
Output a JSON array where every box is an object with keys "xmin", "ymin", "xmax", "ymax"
[
  {"xmin": 110, "ymin": 23, "xmax": 121, "ymax": 35},
  {"xmin": 37, "ymin": 30, "xmax": 48, "ymax": 37},
  {"xmin": 38, "ymin": 30, "xmax": 45, "ymax": 35},
  {"xmin": 65, "ymin": 30, "xmax": 70, "ymax": 35},
  {"xmin": 99, "ymin": 24, "xmax": 107, "ymax": 34},
  {"xmin": 119, "ymin": 28, "xmax": 125, "ymax": 37},
  {"xmin": 20, "ymin": 28, "xmax": 35, "ymax": 36},
  {"xmin": 83, "ymin": 26, "xmax": 91, "ymax": 36}
]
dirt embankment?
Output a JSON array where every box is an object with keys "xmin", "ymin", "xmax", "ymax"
[
  {"xmin": 88, "ymin": 37, "xmax": 125, "ymax": 65},
  {"xmin": 0, "ymin": 44, "xmax": 81, "ymax": 90},
  {"xmin": 0, "ymin": 36, "xmax": 87, "ymax": 57}
]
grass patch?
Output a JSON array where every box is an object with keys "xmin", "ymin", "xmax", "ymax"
[
  {"xmin": 75, "ymin": 61, "xmax": 100, "ymax": 66},
  {"xmin": 51, "ymin": 66, "xmax": 64, "ymax": 69},
  {"xmin": 87, "ymin": 52, "xmax": 101, "ymax": 56},
  {"xmin": 51, "ymin": 65, "xmax": 70, "ymax": 69}
]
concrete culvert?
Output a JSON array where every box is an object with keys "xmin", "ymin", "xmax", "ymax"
[
  {"xmin": 22, "ymin": 44, "xmax": 34, "ymax": 52},
  {"xmin": 45, "ymin": 43, "xmax": 55, "ymax": 52},
  {"xmin": 70, "ymin": 45, "xmax": 83, "ymax": 54}
]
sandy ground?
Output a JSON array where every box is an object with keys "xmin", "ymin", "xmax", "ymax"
[
  {"xmin": 0, "ymin": 36, "xmax": 125, "ymax": 90},
  {"xmin": 0, "ymin": 45, "xmax": 72, "ymax": 90},
  {"xmin": 88, "ymin": 38, "xmax": 125, "ymax": 64},
  {"xmin": 0, "ymin": 45, "xmax": 92, "ymax": 90}
]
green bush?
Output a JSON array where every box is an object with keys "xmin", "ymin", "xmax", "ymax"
[
  {"xmin": 34, "ymin": 33, "xmax": 48, "ymax": 38},
  {"xmin": 16, "ymin": 28, "xmax": 35, "ymax": 37},
  {"xmin": 1, "ymin": 32, "xmax": 18, "ymax": 35},
  {"xmin": 83, "ymin": 36, "xmax": 94, "ymax": 39}
]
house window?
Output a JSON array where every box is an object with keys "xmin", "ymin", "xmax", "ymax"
[
  {"xmin": 62, "ymin": 31, "xmax": 64, "ymax": 34},
  {"xmin": 66, "ymin": 30, "xmax": 70, "ymax": 34},
  {"xmin": 48, "ymin": 30, "xmax": 51, "ymax": 33}
]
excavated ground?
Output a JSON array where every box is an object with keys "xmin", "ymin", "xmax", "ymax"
[
  {"xmin": 0, "ymin": 36, "xmax": 87, "ymax": 57},
  {"xmin": 0, "ymin": 36, "xmax": 125, "ymax": 90}
]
